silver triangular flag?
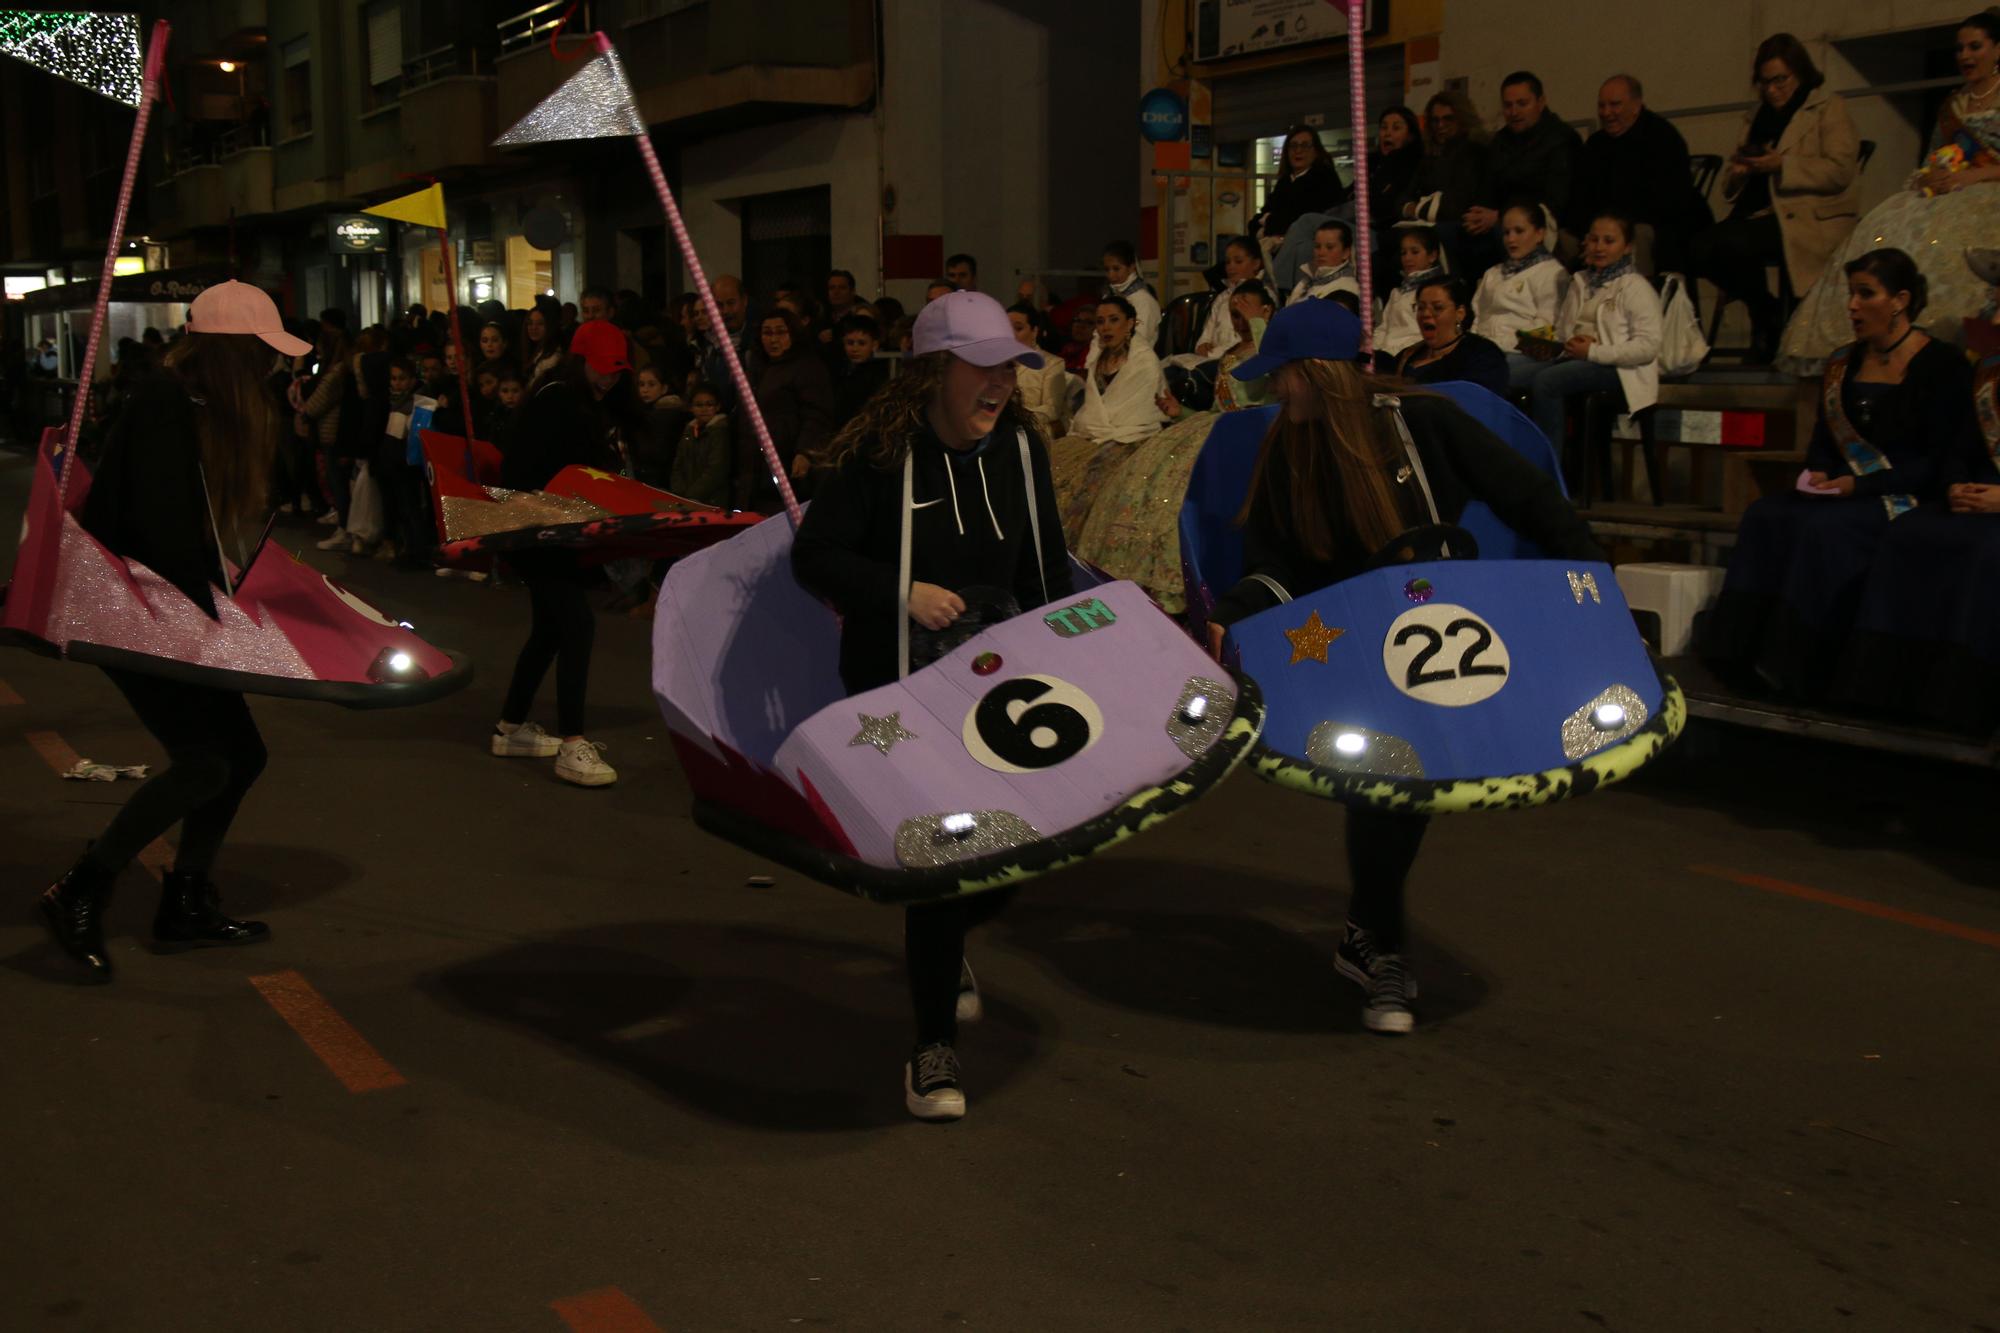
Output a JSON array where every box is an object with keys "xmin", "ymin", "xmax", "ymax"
[
  {"xmin": 0, "ymin": 11, "xmax": 143, "ymax": 106},
  {"xmin": 494, "ymin": 50, "xmax": 644, "ymax": 146}
]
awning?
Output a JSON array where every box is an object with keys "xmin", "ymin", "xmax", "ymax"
[{"xmin": 14, "ymin": 264, "xmax": 235, "ymax": 312}]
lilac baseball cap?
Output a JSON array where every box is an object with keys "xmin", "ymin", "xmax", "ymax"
[{"xmin": 913, "ymin": 290, "xmax": 1045, "ymax": 369}]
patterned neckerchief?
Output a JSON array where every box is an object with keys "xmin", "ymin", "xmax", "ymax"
[
  {"xmin": 1583, "ymin": 255, "xmax": 1636, "ymax": 293},
  {"xmin": 1397, "ymin": 263, "xmax": 1444, "ymax": 294},
  {"xmin": 1499, "ymin": 248, "xmax": 1556, "ymax": 279}
]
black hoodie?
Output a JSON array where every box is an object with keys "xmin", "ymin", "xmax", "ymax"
[{"xmin": 792, "ymin": 422, "xmax": 1073, "ymax": 694}]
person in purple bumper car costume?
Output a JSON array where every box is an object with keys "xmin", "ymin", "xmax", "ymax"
[
  {"xmin": 1204, "ymin": 299, "xmax": 1601, "ymax": 1035},
  {"xmin": 793, "ymin": 290, "xmax": 1072, "ymax": 1122},
  {"xmin": 38, "ymin": 282, "xmax": 313, "ymax": 984}
]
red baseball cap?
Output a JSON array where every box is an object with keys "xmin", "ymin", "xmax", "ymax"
[{"xmin": 569, "ymin": 319, "xmax": 631, "ymax": 375}]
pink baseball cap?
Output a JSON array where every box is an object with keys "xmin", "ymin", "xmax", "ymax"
[
  {"xmin": 185, "ymin": 280, "xmax": 312, "ymax": 356},
  {"xmin": 913, "ymin": 290, "xmax": 1045, "ymax": 369}
]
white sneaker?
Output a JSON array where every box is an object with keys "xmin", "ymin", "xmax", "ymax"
[
  {"xmin": 315, "ymin": 508, "xmax": 340, "ymax": 526},
  {"xmin": 315, "ymin": 528, "xmax": 351, "ymax": 551},
  {"xmin": 956, "ymin": 958, "xmax": 982, "ymax": 1023},
  {"xmin": 555, "ymin": 737, "xmax": 617, "ymax": 787},
  {"xmin": 490, "ymin": 721, "xmax": 561, "ymax": 758}
]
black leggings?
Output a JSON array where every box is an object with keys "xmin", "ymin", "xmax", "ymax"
[
  {"xmin": 501, "ymin": 571, "xmax": 595, "ymax": 736},
  {"xmin": 906, "ymin": 888, "xmax": 1018, "ymax": 1046},
  {"xmin": 82, "ymin": 670, "xmax": 267, "ymax": 880},
  {"xmin": 1690, "ymin": 213, "xmax": 1786, "ymax": 338},
  {"xmin": 1345, "ymin": 807, "xmax": 1430, "ymax": 952}
]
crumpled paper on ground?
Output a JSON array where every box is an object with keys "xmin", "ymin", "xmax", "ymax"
[{"xmin": 61, "ymin": 760, "xmax": 148, "ymax": 782}]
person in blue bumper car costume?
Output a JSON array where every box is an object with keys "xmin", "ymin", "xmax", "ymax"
[{"xmin": 1204, "ymin": 300, "xmax": 1603, "ymax": 1033}]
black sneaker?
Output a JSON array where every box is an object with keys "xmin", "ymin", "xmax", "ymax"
[
  {"xmin": 1362, "ymin": 953, "xmax": 1416, "ymax": 1035},
  {"xmin": 904, "ymin": 1041, "xmax": 966, "ymax": 1121},
  {"xmin": 1335, "ymin": 919, "xmax": 1417, "ymax": 1034}
]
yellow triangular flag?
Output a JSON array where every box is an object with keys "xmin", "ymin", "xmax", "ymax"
[{"xmin": 362, "ymin": 183, "xmax": 446, "ymax": 230}]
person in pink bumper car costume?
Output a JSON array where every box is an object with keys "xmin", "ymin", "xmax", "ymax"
[{"xmin": 38, "ymin": 281, "xmax": 312, "ymax": 983}]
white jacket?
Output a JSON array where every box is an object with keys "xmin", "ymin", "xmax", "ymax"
[
  {"xmin": 1377, "ymin": 287, "xmax": 1424, "ymax": 357},
  {"xmin": 1195, "ymin": 278, "xmax": 1250, "ymax": 357},
  {"xmin": 1107, "ymin": 276, "xmax": 1162, "ymax": 352},
  {"xmin": 1289, "ymin": 263, "xmax": 1361, "ymax": 306},
  {"xmin": 1015, "ymin": 356, "xmax": 1073, "ymax": 437},
  {"xmin": 1556, "ymin": 270, "xmax": 1663, "ymax": 413},
  {"xmin": 1073, "ymin": 340, "xmax": 1166, "ymax": 444},
  {"xmin": 1472, "ymin": 260, "xmax": 1570, "ymax": 354}
]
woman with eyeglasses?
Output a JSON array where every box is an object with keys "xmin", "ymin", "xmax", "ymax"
[
  {"xmin": 1688, "ymin": 32, "xmax": 1861, "ymax": 366},
  {"xmin": 1776, "ymin": 11, "xmax": 2000, "ymax": 372}
]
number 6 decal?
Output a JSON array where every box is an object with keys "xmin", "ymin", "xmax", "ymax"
[
  {"xmin": 1382, "ymin": 604, "xmax": 1512, "ymax": 706},
  {"xmin": 963, "ymin": 675, "xmax": 1105, "ymax": 773}
]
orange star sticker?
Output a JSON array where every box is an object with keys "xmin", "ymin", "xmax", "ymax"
[{"xmin": 1284, "ymin": 610, "xmax": 1344, "ymax": 665}]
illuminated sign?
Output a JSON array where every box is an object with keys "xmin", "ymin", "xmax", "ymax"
[{"xmin": 328, "ymin": 214, "xmax": 389, "ymax": 254}]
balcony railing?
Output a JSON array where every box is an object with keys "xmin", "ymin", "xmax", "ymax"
[
  {"xmin": 400, "ymin": 43, "xmax": 491, "ymax": 95},
  {"xmin": 498, "ymin": 1, "xmax": 588, "ymax": 58}
]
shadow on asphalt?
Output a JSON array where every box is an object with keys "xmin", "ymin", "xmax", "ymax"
[
  {"xmin": 423, "ymin": 922, "xmax": 1047, "ymax": 1136},
  {"xmin": 1630, "ymin": 720, "xmax": 2000, "ymax": 888},
  {"xmin": 997, "ymin": 856, "xmax": 1490, "ymax": 1037}
]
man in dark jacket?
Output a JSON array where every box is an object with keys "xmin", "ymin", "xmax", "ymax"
[
  {"xmin": 1570, "ymin": 75, "xmax": 1713, "ymax": 278},
  {"xmin": 1470, "ymin": 71, "xmax": 1582, "ymax": 263}
]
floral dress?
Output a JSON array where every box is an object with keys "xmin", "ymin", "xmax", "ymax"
[
  {"xmin": 1070, "ymin": 335, "xmax": 1271, "ymax": 614},
  {"xmin": 1780, "ymin": 97, "xmax": 2000, "ymax": 374}
]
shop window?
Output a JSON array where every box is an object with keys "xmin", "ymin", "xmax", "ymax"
[
  {"xmin": 506, "ymin": 234, "xmax": 554, "ymax": 307},
  {"xmin": 282, "ymin": 37, "xmax": 311, "ymax": 137}
]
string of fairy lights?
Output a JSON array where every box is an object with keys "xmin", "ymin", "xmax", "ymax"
[{"xmin": 0, "ymin": 11, "xmax": 143, "ymax": 106}]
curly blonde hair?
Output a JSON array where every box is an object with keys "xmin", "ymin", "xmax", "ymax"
[{"xmin": 827, "ymin": 350, "xmax": 1048, "ymax": 470}]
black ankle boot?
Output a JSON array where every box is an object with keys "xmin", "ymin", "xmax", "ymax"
[
  {"xmin": 39, "ymin": 864, "xmax": 115, "ymax": 983},
  {"xmin": 152, "ymin": 870, "xmax": 270, "ymax": 949}
]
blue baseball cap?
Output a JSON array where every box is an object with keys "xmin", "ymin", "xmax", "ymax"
[{"xmin": 1231, "ymin": 298, "xmax": 1362, "ymax": 380}]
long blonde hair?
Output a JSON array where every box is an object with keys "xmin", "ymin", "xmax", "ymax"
[
  {"xmin": 827, "ymin": 350, "xmax": 1046, "ymax": 470},
  {"xmin": 159, "ymin": 332, "xmax": 278, "ymax": 543},
  {"xmin": 1239, "ymin": 358, "xmax": 1425, "ymax": 561}
]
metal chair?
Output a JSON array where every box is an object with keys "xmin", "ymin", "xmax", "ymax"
[
  {"xmin": 1689, "ymin": 154, "xmax": 1724, "ymax": 204},
  {"xmin": 1159, "ymin": 291, "xmax": 1213, "ymax": 359}
]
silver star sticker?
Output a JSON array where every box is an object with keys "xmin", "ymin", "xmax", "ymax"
[{"xmin": 849, "ymin": 711, "xmax": 918, "ymax": 755}]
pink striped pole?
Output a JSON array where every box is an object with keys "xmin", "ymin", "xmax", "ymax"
[
  {"xmin": 595, "ymin": 33, "xmax": 801, "ymax": 524},
  {"xmin": 58, "ymin": 19, "xmax": 170, "ymax": 508},
  {"xmin": 1346, "ymin": 1, "xmax": 1374, "ymax": 355}
]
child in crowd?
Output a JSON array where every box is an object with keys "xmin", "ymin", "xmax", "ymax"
[
  {"xmin": 362, "ymin": 356, "xmax": 420, "ymax": 561},
  {"xmin": 1472, "ymin": 201, "xmax": 1572, "ymax": 389},
  {"xmin": 669, "ymin": 384, "xmax": 732, "ymax": 508},
  {"xmin": 632, "ymin": 364, "xmax": 690, "ymax": 490},
  {"xmin": 1376, "ymin": 225, "xmax": 1447, "ymax": 361},
  {"xmin": 832, "ymin": 314, "xmax": 891, "ymax": 429},
  {"xmin": 1289, "ymin": 220, "xmax": 1362, "ymax": 305},
  {"xmin": 491, "ymin": 368, "xmax": 525, "ymax": 449},
  {"xmin": 1515, "ymin": 210, "xmax": 1663, "ymax": 466},
  {"xmin": 1101, "ymin": 240, "xmax": 1161, "ymax": 349}
]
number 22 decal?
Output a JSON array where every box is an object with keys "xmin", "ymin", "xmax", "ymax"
[{"xmin": 1382, "ymin": 604, "xmax": 1512, "ymax": 706}]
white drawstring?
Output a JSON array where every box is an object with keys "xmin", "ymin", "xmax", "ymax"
[
  {"xmin": 942, "ymin": 454, "xmax": 965, "ymax": 536},
  {"xmin": 974, "ymin": 456, "xmax": 1004, "ymax": 540}
]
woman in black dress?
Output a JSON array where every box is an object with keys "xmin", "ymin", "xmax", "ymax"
[
  {"xmin": 1390, "ymin": 276, "xmax": 1509, "ymax": 395},
  {"xmin": 40, "ymin": 281, "xmax": 312, "ymax": 982},
  {"xmin": 1703, "ymin": 249, "xmax": 1978, "ymax": 699}
]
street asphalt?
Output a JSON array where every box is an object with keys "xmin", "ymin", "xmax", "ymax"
[{"xmin": 0, "ymin": 449, "xmax": 1995, "ymax": 1332}]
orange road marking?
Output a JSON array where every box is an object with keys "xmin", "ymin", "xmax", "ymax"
[
  {"xmin": 0, "ymin": 678, "xmax": 22, "ymax": 705},
  {"xmin": 248, "ymin": 970, "xmax": 406, "ymax": 1094},
  {"xmin": 27, "ymin": 729, "xmax": 172, "ymax": 879},
  {"xmin": 1691, "ymin": 865, "xmax": 2000, "ymax": 951},
  {"xmin": 550, "ymin": 1287, "xmax": 665, "ymax": 1333},
  {"xmin": 26, "ymin": 729, "xmax": 82, "ymax": 772}
]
